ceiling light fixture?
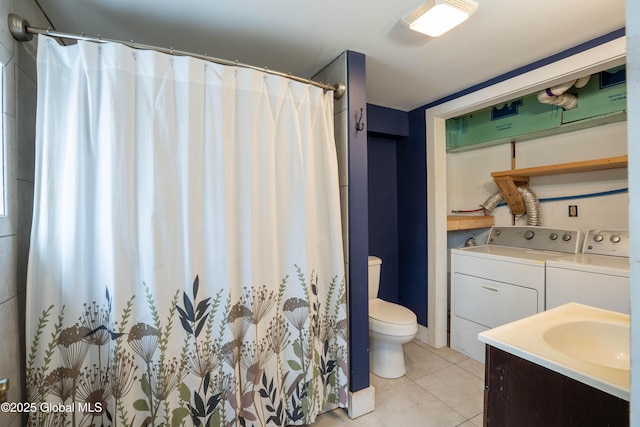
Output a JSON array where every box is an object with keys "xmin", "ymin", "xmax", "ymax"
[{"xmin": 403, "ymin": 0, "xmax": 479, "ymax": 37}]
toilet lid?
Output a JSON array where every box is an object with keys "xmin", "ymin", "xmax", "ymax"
[{"xmin": 369, "ymin": 298, "xmax": 417, "ymax": 325}]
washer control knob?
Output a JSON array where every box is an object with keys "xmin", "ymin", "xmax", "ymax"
[
  {"xmin": 549, "ymin": 233, "xmax": 558, "ymax": 241},
  {"xmin": 610, "ymin": 234, "xmax": 621, "ymax": 244},
  {"xmin": 524, "ymin": 230, "xmax": 534, "ymax": 240},
  {"xmin": 562, "ymin": 233, "xmax": 572, "ymax": 242},
  {"xmin": 593, "ymin": 234, "xmax": 604, "ymax": 242}
]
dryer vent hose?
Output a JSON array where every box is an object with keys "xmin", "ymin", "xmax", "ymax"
[{"xmin": 480, "ymin": 186, "xmax": 541, "ymax": 226}]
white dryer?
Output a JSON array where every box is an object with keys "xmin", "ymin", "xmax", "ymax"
[
  {"xmin": 450, "ymin": 226, "xmax": 582, "ymax": 363},
  {"xmin": 546, "ymin": 229, "xmax": 630, "ymax": 314}
]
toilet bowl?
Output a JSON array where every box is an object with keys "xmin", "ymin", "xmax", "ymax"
[{"xmin": 368, "ymin": 256, "xmax": 418, "ymax": 379}]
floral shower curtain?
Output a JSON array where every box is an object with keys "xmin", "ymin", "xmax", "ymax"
[{"xmin": 26, "ymin": 35, "xmax": 347, "ymax": 427}]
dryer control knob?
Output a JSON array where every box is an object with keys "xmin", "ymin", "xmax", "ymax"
[
  {"xmin": 549, "ymin": 233, "xmax": 558, "ymax": 240},
  {"xmin": 524, "ymin": 230, "xmax": 534, "ymax": 240},
  {"xmin": 562, "ymin": 233, "xmax": 572, "ymax": 241},
  {"xmin": 610, "ymin": 235, "xmax": 621, "ymax": 243},
  {"xmin": 593, "ymin": 234, "xmax": 604, "ymax": 242}
]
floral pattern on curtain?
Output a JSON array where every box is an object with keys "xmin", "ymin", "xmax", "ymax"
[
  {"xmin": 26, "ymin": 36, "xmax": 347, "ymax": 427},
  {"xmin": 28, "ymin": 273, "xmax": 346, "ymax": 427}
]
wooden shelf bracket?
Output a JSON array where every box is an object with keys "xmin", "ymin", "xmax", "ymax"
[{"xmin": 492, "ymin": 176, "xmax": 530, "ymax": 215}]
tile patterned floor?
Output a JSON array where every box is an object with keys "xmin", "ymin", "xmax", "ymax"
[{"xmin": 311, "ymin": 341, "xmax": 485, "ymax": 427}]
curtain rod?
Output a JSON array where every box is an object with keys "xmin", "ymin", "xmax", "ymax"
[{"xmin": 8, "ymin": 13, "xmax": 346, "ymax": 99}]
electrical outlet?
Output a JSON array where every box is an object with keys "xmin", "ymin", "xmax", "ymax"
[{"xmin": 568, "ymin": 205, "xmax": 578, "ymax": 217}]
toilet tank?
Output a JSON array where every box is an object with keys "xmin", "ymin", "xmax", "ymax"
[{"xmin": 368, "ymin": 256, "xmax": 382, "ymax": 300}]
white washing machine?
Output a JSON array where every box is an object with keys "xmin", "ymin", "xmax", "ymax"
[
  {"xmin": 450, "ymin": 226, "xmax": 582, "ymax": 363},
  {"xmin": 546, "ymin": 229, "xmax": 630, "ymax": 314}
]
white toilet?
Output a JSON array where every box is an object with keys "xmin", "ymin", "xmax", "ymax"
[{"xmin": 368, "ymin": 256, "xmax": 418, "ymax": 378}]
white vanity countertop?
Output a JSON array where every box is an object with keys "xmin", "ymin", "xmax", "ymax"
[{"xmin": 478, "ymin": 302, "xmax": 630, "ymax": 401}]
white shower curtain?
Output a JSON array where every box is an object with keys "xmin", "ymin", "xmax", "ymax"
[{"xmin": 26, "ymin": 35, "xmax": 347, "ymax": 427}]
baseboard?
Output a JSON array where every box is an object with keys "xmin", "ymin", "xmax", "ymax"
[
  {"xmin": 348, "ymin": 385, "xmax": 375, "ymax": 419},
  {"xmin": 415, "ymin": 324, "xmax": 429, "ymax": 345}
]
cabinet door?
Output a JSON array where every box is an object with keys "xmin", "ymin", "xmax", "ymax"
[{"xmin": 484, "ymin": 346, "xmax": 629, "ymax": 427}]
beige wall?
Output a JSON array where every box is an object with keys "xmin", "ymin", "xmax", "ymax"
[
  {"xmin": 446, "ymin": 120, "xmax": 628, "ymax": 232},
  {"xmin": 1, "ymin": 1, "xmax": 50, "ymax": 426}
]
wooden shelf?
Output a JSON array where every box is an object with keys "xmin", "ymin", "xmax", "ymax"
[
  {"xmin": 491, "ymin": 155, "xmax": 628, "ymax": 178},
  {"xmin": 491, "ymin": 155, "xmax": 628, "ymax": 215},
  {"xmin": 447, "ymin": 215, "xmax": 494, "ymax": 231}
]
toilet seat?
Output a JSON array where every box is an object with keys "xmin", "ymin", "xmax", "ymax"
[{"xmin": 369, "ymin": 298, "xmax": 418, "ymax": 336}]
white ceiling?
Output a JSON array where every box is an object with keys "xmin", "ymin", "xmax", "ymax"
[{"xmin": 33, "ymin": 0, "xmax": 626, "ymax": 111}]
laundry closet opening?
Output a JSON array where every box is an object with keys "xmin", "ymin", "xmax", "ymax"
[{"xmin": 425, "ymin": 32, "xmax": 626, "ymax": 349}]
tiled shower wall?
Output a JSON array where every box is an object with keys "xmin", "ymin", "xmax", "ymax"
[
  {"xmin": 1, "ymin": 1, "xmax": 49, "ymax": 426},
  {"xmin": 312, "ymin": 53, "xmax": 349, "ymax": 279}
]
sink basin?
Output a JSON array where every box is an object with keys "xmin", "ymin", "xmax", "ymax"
[
  {"xmin": 478, "ymin": 303, "xmax": 630, "ymax": 400},
  {"xmin": 543, "ymin": 320, "xmax": 630, "ymax": 370}
]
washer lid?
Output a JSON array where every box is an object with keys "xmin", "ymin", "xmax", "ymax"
[
  {"xmin": 369, "ymin": 298, "xmax": 416, "ymax": 325},
  {"xmin": 547, "ymin": 253, "xmax": 630, "ymax": 277},
  {"xmin": 451, "ymin": 245, "xmax": 568, "ymax": 264}
]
